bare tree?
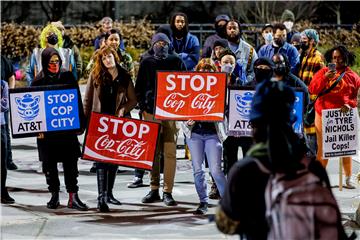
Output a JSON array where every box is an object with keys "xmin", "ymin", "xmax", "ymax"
[{"xmin": 39, "ymin": 1, "xmax": 70, "ymax": 21}]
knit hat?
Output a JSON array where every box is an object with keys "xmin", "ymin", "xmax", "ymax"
[
  {"xmin": 301, "ymin": 29, "xmax": 319, "ymax": 44},
  {"xmin": 218, "ymin": 48, "xmax": 236, "ymax": 61},
  {"xmin": 151, "ymin": 33, "xmax": 170, "ymax": 46},
  {"xmin": 290, "ymin": 33, "xmax": 301, "ymax": 44},
  {"xmin": 281, "ymin": 9, "xmax": 295, "ymax": 22},
  {"xmin": 215, "ymin": 14, "xmax": 230, "ymax": 23},
  {"xmin": 254, "ymin": 57, "xmax": 275, "ymax": 69},
  {"xmin": 212, "ymin": 39, "xmax": 228, "ymax": 49}
]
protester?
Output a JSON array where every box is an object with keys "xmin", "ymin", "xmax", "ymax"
[
  {"xmin": 226, "ymin": 19, "xmax": 258, "ymax": 83},
  {"xmin": 135, "ymin": 33, "xmax": 186, "ymax": 206},
  {"xmin": 83, "ymin": 45, "xmax": 137, "ymax": 212},
  {"xmin": 51, "ymin": 21, "xmax": 83, "ymax": 79},
  {"xmin": 281, "ymin": 9, "xmax": 298, "ymax": 43},
  {"xmin": 31, "ymin": 47, "xmax": 88, "ymax": 211},
  {"xmin": 1, "ymin": 80, "xmax": 14, "ymax": 204},
  {"xmin": 258, "ymin": 23, "xmax": 299, "ymax": 74},
  {"xmin": 309, "ymin": 45, "xmax": 360, "ymax": 189},
  {"xmin": 1, "ymin": 55, "xmax": 17, "ymax": 170},
  {"xmin": 170, "ymin": 12, "xmax": 200, "ymax": 70},
  {"xmin": 94, "ymin": 17, "xmax": 125, "ymax": 51},
  {"xmin": 252, "ymin": 57, "xmax": 275, "ymax": 84},
  {"xmin": 26, "ymin": 24, "xmax": 77, "ymax": 85},
  {"xmin": 202, "ymin": 14, "xmax": 230, "ymax": 58},
  {"xmin": 210, "ymin": 39, "xmax": 228, "ymax": 71},
  {"xmin": 219, "ymin": 48, "xmax": 254, "ymax": 177},
  {"xmin": 256, "ymin": 23, "xmax": 273, "ymax": 52},
  {"xmin": 297, "ymin": 29, "xmax": 325, "ymax": 156},
  {"xmin": 181, "ymin": 58, "xmax": 227, "ymax": 214},
  {"xmin": 290, "ymin": 33, "xmax": 301, "ymax": 52}
]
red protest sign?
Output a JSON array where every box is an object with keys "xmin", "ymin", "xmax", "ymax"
[
  {"xmin": 155, "ymin": 71, "xmax": 227, "ymax": 121},
  {"xmin": 82, "ymin": 112, "xmax": 160, "ymax": 170}
]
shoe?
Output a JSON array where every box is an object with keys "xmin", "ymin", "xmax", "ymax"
[
  {"xmin": 209, "ymin": 183, "xmax": 220, "ymax": 200},
  {"xmin": 98, "ymin": 195, "xmax": 110, "ymax": 212},
  {"xmin": 7, "ymin": 162, "xmax": 18, "ymax": 170},
  {"xmin": 142, "ymin": 190, "xmax": 161, "ymax": 203},
  {"xmin": 97, "ymin": 169, "xmax": 110, "ymax": 212},
  {"xmin": 344, "ymin": 176, "xmax": 356, "ymax": 189},
  {"xmin": 67, "ymin": 193, "xmax": 88, "ymax": 211},
  {"xmin": 107, "ymin": 192, "xmax": 121, "ymax": 205},
  {"xmin": 47, "ymin": 192, "xmax": 60, "ymax": 209},
  {"xmin": 163, "ymin": 192, "xmax": 177, "ymax": 206},
  {"xmin": 195, "ymin": 202, "xmax": 208, "ymax": 215},
  {"xmin": 1, "ymin": 189, "xmax": 15, "ymax": 204},
  {"xmin": 127, "ymin": 177, "xmax": 143, "ymax": 188}
]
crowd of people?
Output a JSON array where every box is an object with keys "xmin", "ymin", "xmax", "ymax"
[{"xmin": 1, "ymin": 9, "xmax": 360, "ymax": 239}]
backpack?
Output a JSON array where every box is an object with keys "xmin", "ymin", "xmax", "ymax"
[{"xmin": 253, "ymin": 157, "xmax": 350, "ymax": 240}]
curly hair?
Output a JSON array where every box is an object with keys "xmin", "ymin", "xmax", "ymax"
[
  {"xmin": 91, "ymin": 45, "xmax": 120, "ymax": 87},
  {"xmin": 40, "ymin": 24, "xmax": 63, "ymax": 49},
  {"xmin": 195, "ymin": 58, "xmax": 218, "ymax": 72},
  {"xmin": 324, "ymin": 45, "xmax": 356, "ymax": 67}
]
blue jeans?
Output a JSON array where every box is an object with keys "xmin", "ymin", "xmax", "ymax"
[{"xmin": 187, "ymin": 133, "xmax": 226, "ymax": 203}]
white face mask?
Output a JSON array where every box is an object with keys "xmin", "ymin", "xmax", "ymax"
[
  {"xmin": 264, "ymin": 32, "xmax": 273, "ymax": 44},
  {"xmin": 283, "ymin": 21, "xmax": 294, "ymax": 31},
  {"xmin": 221, "ymin": 63, "xmax": 235, "ymax": 74}
]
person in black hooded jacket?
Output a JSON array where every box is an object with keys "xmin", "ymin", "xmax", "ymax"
[{"xmin": 31, "ymin": 47, "xmax": 88, "ymax": 211}]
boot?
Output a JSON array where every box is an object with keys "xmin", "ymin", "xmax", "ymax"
[
  {"xmin": 97, "ymin": 169, "xmax": 110, "ymax": 212},
  {"xmin": 67, "ymin": 192, "xmax": 89, "ymax": 211},
  {"xmin": 344, "ymin": 176, "xmax": 356, "ymax": 189},
  {"xmin": 1, "ymin": 188, "xmax": 15, "ymax": 204},
  {"xmin": 209, "ymin": 182, "xmax": 220, "ymax": 200},
  {"xmin": 107, "ymin": 168, "xmax": 121, "ymax": 205},
  {"xmin": 47, "ymin": 192, "xmax": 60, "ymax": 209}
]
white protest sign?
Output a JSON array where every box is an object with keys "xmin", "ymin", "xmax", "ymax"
[{"xmin": 322, "ymin": 108, "xmax": 358, "ymax": 158}]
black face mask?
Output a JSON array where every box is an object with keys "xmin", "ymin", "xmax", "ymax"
[
  {"xmin": 293, "ymin": 45, "xmax": 301, "ymax": 51},
  {"xmin": 47, "ymin": 34, "xmax": 58, "ymax": 45},
  {"xmin": 254, "ymin": 68, "xmax": 273, "ymax": 83},
  {"xmin": 300, "ymin": 42, "xmax": 309, "ymax": 51},
  {"xmin": 274, "ymin": 64, "xmax": 287, "ymax": 76},
  {"xmin": 215, "ymin": 24, "xmax": 227, "ymax": 38},
  {"xmin": 274, "ymin": 38, "xmax": 285, "ymax": 47}
]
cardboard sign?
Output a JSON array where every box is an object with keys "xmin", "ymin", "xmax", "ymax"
[
  {"xmin": 82, "ymin": 112, "xmax": 160, "ymax": 170},
  {"xmin": 228, "ymin": 88, "xmax": 304, "ymax": 137},
  {"xmin": 322, "ymin": 108, "xmax": 358, "ymax": 158},
  {"xmin": 9, "ymin": 85, "xmax": 81, "ymax": 138},
  {"xmin": 155, "ymin": 71, "xmax": 227, "ymax": 121}
]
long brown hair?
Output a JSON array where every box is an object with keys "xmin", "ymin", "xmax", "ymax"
[
  {"xmin": 195, "ymin": 58, "xmax": 217, "ymax": 72},
  {"xmin": 91, "ymin": 45, "xmax": 120, "ymax": 87}
]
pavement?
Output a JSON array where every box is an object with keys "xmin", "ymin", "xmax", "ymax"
[{"xmin": 1, "ymin": 85, "xmax": 360, "ymax": 239}]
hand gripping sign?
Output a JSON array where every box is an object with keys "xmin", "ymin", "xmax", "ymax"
[
  {"xmin": 82, "ymin": 112, "xmax": 160, "ymax": 170},
  {"xmin": 9, "ymin": 85, "xmax": 81, "ymax": 138},
  {"xmin": 155, "ymin": 71, "xmax": 227, "ymax": 121}
]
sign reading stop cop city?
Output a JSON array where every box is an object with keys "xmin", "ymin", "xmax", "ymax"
[
  {"xmin": 155, "ymin": 71, "xmax": 227, "ymax": 121},
  {"xmin": 9, "ymin": 85, "xmax": 81, "ymax": 138},
  {"xmin": 82, "ymin": 112, "xmax": 160, "ymax": 170}
]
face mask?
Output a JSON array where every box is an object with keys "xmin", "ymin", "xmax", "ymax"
[
  {"xmin": 273, "ymin": 38, "xmax": 284, "ymax": 47},
  {"xmin": 215, "ymin": 24, "xmax": 227, "ymax": 38},
  {"xmin": 274, "ymin": 64, "xmax": 287, "ymax": 76},
  {"xmin": 48, "ymin": 63, "xmax": 60, "ymax": 74},
  {"xmin": 264, "ymin": 33, "xmax": 273, "ymax": 44},
  {"xmin": 283, "ymin": 21, "xmax": 294, "ymax": 31},
  {"xmin": 293, "ymin": 44, "xmax": 301, "ymax": 51},
  {"xmin": 221, "ymin": 63, "xmax": 235, "ymax": 74},
  {"xmin": 300, "ymin": 42, "xmax": 309, "ymax": 51},
  {"xmin": 47, "ymin": 34, "xmax": 58, "ymax": 45},
  {"xmin": 254, "ymin": 68, "xmax": 273, "ymax": 82},
  {"xmin": 153, "ymin": 44, "xmax": 169, "ymax": 59}
]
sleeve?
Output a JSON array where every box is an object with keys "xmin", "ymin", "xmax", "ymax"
[
  {"xmin": 26, "ymin": 53, "xmax": 36, "ymax": 86},
  {"xmin": 201, "ymin": 37, "xmax": 213, "ymax": 58},
  {"xmin": 1, "ymin": 81, "xmax": 9, "ymax": 112},
  {"xmin": 308, "ymin": 68, "xmax": 328, "ymax": 95},
  {"xmin": 69, "ymin": 53, "xmax": 78, "ymax": 81},
  {"xmin": 94, "ymin": 37, "xmax": 100, "ymax": 50},
  {"xmin": 179, "ymin": 35, "xmax": 200, "ymax": 70},
  {"xmin": 289, "ymin": 47, "xmax": 300, "ymax": 74},
  {"xmin": 73, "ymin": 45, "xmax": 83, "ymax": 79},
  {"xmin": 257, "ymin": 45, "xmax": 265, "ymax": 58},
  {"xmin": 134, "ymin": 61, "xmax": 147, "ymax": 111},
  {"xmin": 344, "ymin": 71, "xmax": 360, "ymax": 108},
  {"xmin": 83, "ymin": 73, "xmax": 95, "ymax": 119},
  {"xmin": 120, "ymin": 80, "xmax": 137, "ymax": 115},
  {"xmin": 246, "ymin": 48, "xmax": 258, "ymax": 83}
]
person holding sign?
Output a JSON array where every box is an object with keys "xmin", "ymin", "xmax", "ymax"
[
  {"xmin": 309, "ymin": 45, "xmax": 360, "ymax": 189},
  {"xmin": 182, "ymin": 59, "xmax": 227, "ymax": 215},
  {"xmin": 83, "ymin": 45, "xmax": 137, "ymax": 212},
  {"xmin": 31, "ymin": 47, "xmax": 88, "ymax": 210},
  {"xmin": 135, "ymin": 33, "xmax": 186, "ymax": 206}
]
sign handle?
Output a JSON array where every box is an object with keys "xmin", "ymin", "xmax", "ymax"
[{"xmin": 339, "ymin": 157, "xmax": 343, "ymax": 191}]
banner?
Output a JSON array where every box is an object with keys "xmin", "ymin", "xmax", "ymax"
[
  {"xmin": 9, "ymin": 85, "xmax": 81, "ymax": 138},
  {"xmin": 322, "ymin": 108, "xmax": 358, "ymax": 158},
  {"xmin": 82, "ymin": 112, "xmax": 160, "ymax": 170},
  {"xmin": 228, "ymin": 87, "xmax": 304, "ymax": 137},
  {"xmin": 155, "ymin": 71, "xmax": 227, "ymax": 121}
]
